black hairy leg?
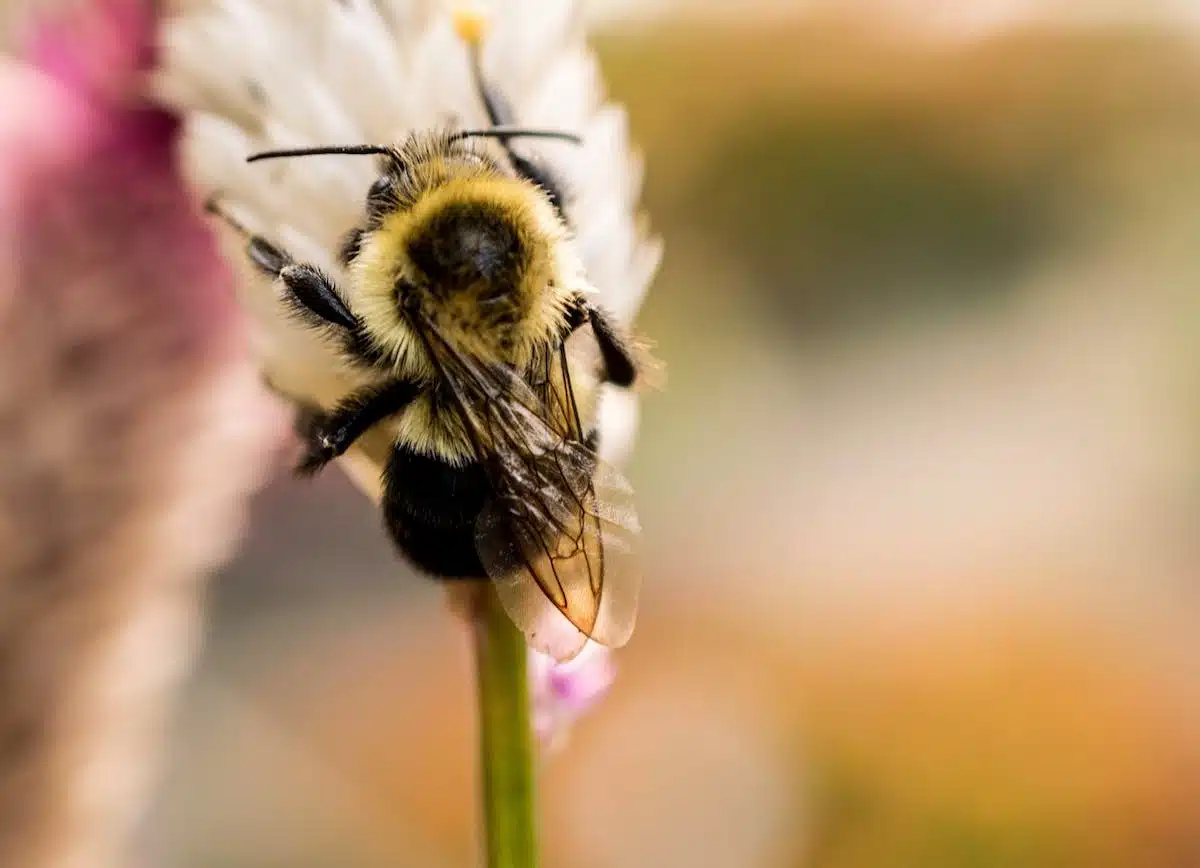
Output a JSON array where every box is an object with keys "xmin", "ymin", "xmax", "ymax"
[
  {"xmin": 588, "ymin": 304, "xmax": 637, "ymax": 387},
  {"xmin": 205, "ymin": 196, "xmax": 357, "ymax": 331},
  {"xmin": 206, "ymin": 196, "xmax": 387, "ymax": 366},
  {"xmin": 291, "ymin": 401, "xmax": 325, "ymax": 441},
  {"xmin": 463, "ymin": 44, "xmax": 570, "ymax": 220},
  {"xmin": 296, "ymin": 378, "xmax": 422, "ymax": 475},
  {"xmin": 564, "ymin": 294, "xmax": 637, "ymax": 388},
  {"xmin": 277, "ymin": 264, "xmax": 358, "ymax": 331}
]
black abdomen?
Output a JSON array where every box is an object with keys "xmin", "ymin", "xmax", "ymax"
[{"xmin": 382, "ymin": 444, "xmax": 490, "ymax": 580}]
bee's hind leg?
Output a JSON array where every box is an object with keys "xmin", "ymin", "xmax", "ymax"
[{"xmin": 204, "ymin": 195, "xmax": 359, "ymax": 332}]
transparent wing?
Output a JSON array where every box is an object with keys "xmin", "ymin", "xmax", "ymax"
[
  {"xmin": 476, "ymin": 457, "xmax": 639, "ymax": 662},
  {"xmin": 420, "ymin": 324, "xmax": 640, "ymax": 662}
]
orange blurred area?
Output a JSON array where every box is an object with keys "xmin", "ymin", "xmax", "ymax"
[{"xmin": 144, "ymin": 10, "xmax": 1200, "ymax": 868}]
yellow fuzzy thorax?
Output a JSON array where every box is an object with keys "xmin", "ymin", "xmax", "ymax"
[
  {"xmin": 343, "ymin": 169, "xmax": 595, "ymax": 463},
  {"xmin": 349, "ymin": 175, "xmax": 580, "ymax": 377}
]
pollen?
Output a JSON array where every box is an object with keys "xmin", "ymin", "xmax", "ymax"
[{"xmin": 452, "ymin": 4, "xmax": 490, "ymax": 49}]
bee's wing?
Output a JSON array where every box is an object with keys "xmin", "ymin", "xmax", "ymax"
[
  {"xmin": 421, "ymin": 325, "xmax": 641, "ymax": 662},
  {"xmin": 476, "ymin": 449, "xmax": 640, "ymax": 662}
]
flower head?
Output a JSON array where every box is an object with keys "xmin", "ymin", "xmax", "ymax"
[
  {"xmin": 154, "ymin": 0, "xmax": 659, "ymax": 742},
  {"xmin": 154, "ymin": 0, "xmax": 660, "ymax": 470}
]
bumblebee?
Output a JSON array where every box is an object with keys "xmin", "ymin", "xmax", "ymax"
[{"xmin": 206, "ymin": 16, "xmax": 645, "ymax": 661}]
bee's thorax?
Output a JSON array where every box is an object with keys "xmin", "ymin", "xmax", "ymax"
[
  {"xmin": 407, "ymin": 200, "xmax": 524, "ymax": 301},
  {"xmin": 348, "ymin": 172, "xmax": 581, "ymax": 380}
]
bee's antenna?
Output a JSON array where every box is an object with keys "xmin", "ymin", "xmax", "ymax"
[
  {"xmin": 246, "ymin": 145, "xmax": 393, "ymax": 163},
  {"xmin": 451, "ymin": 128, "xmax": 583, "ymax": 146}
]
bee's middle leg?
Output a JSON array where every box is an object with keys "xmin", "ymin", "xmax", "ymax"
[{"xmin": 295, "ymin": 379, "xmax": 422, "ymax": 476}]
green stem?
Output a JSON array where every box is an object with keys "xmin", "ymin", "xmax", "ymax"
[{"xmin": 473, "ymin": 585, "xmax": 538, "ymax": 868}]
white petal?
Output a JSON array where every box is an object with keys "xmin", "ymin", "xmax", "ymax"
[{"xmin": 157, "ymin": 0, "xmax": 662, "ymax": 486}]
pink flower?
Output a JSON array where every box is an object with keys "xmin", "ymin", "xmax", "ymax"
[
  {"xmin": 530, "ymin": 643, "xmax": 617, "ymax": 752},
  {"xmin": 0, "ymin": 3, "xmax": 284, "ymax": 867}
]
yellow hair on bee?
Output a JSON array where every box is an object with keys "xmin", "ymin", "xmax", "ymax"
[
  {"xmin": 392, "ymin": 392, "xmax": 474, "ymax": 465},
  {"xmin": 352, "ymin": 177, "xmax": 568, "ymax": 354},
  {"xmin": 345, "ymin": 158, "xmax": 592, "ymax": 460},
  {"xmin": 347, "ymin": 166, "xmax": 595, "ymax": 465}
]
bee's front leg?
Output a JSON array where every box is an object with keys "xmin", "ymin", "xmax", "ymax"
[{"xmin": 205, "ymin": 195, "xmax": 359, "ymax": 332}]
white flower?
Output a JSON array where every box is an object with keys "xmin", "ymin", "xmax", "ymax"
[
  {"xmin": 152, "ymin": 0, "xmax": 660, "ymax": 739},
  {"xmin": 152, "ymin": 0, "xmax": 661, "ymax": 481}
]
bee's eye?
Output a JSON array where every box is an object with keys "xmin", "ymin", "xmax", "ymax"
[{"xmin": 366, "ymin": 176, "xmax": 394, "ymax": 221}]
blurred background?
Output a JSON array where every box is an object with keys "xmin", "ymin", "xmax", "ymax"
[{"xmin": 131, "ymin": 2, "xmax": 1200, "ymax": 866}]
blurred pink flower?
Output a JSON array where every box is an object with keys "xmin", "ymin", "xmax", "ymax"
[
  {"xmin": 530, "ymin": 643, "xmax": 616, "ymax": 751},
  {"xmin": 11, "ymin": 0, "xmax": 232, "ymax": 337},
  {"xmin": 0, "ymin": 2, "xmax": 284, "ymax": 867}
]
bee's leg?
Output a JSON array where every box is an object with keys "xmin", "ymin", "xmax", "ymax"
[
  {"xmin": 462, "ymin": 40, "xmax": 571, "ymax": 220},
  {"xmin": 296, "ymin": 378, "xmax": 422, "ymax": 476},
  {"xmin": 502, "ymin": 144, "xmax": 570, "ymax": 221},
  {"xmin": 463, "ymin": 37, "xmax": 515, "ymax": 135},
  {"xmin": 292, "ymin": 402, "xmax": 326, "ymax": 443},
  {"xmin": 276, "ymin": 264, "xmax": 360, "ymax": 332},
  {"xmin": 565, "ymin": 294, "xmax": 637, "ymax": 388},
  {"xmin": 204, "ymin": 195, "xmax": 359, "ymax": 331}
]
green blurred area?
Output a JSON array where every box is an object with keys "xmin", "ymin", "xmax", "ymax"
[
  {"xmin": 599, "ymin": 21, "xmax": 1200, "ymax": 868},
  {"xmin": 602, "ymin": 22, "xmax": 1200, "ymax": 327},
  {"xmin": 596, "ymin": 19, "xmax": 1200, "ymax": 518}
]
